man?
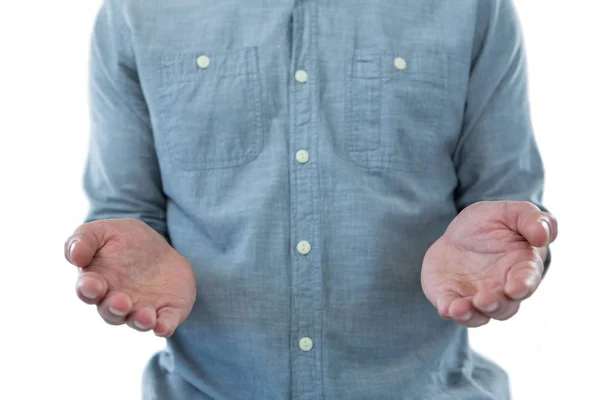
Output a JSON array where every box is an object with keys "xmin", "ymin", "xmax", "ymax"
[{"xmin": 64, "ymin": 0, "xmax": 559, "ymax": 398}]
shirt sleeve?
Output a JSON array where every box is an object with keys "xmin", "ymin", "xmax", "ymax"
[
  {"xmin": 453, "ymin": 0, "xmax": 551, "ymax": 273},
  {"xmin": 83, "ymin": 0, "xmax": 169, "ymax": 240}
]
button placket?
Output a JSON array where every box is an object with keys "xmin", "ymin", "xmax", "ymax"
[{"xmin": 289, "ymin": 4, "xmax": 324, "ymax": 398}]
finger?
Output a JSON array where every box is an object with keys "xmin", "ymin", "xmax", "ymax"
[
  {"xmin": 127, "ymin": 306, "xmax": 157, "ymax": 332},
  {"xmin": 436, "ymin": 292, "xmax": 465, "ymax": 319},
  {"xmin": 438, "ymin": 294, "xmax": 489, "ymax": 327},
  {"xmin": 444, "ymin": 295, "xmax": 490, "ymax": 327},
  {"xmin": 65, "ymin": 222, "xmax": 107, "ymax": 268},
  {"xmin": 437, "ymin": 293, "xmax": 472, "ymax": 321},
  {"xmin": 76, "ymin": 272, "xmax": 108, "ymax": 305},
  {"xmin": 154, "ymin": 307, "xmax": 183, "ymax": 338},
  {"xmin": 473, "ymin": 290, "xmax": 521, "ymax": 321},
  {"xmin": 447, "ymin": 297, "xmax": 474, "ymax": 322},
  {"xmin": 97, "ymin": 291, "xmax": 133, "ymax": 325},
  {"xmin": 457, "ymin": 309, "xmax": 491, "ymax": 328},
  {"xmin": 505, "ymin": 260, "xmax": 543, "ymax": 301}
]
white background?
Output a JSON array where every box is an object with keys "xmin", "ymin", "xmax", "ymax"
[{"xmin": 0, "ymin": 1, "xmax": 598, "ymax": 399}]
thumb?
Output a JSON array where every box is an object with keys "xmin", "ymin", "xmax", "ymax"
[
  {"xmin": 514, "ymin": 205, "xmax": 558, "ymax": 248},
  {"xmin": 64, "ymin": 221, "xmax": 106, "ymax": 268}
]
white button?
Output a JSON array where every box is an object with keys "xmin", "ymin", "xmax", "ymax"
[
  {"xmin": 394, "ymin": 57, "xmax": 407, "ymax": 71},
  {"xmin": 296, "ymin": 240, "xmax": 311, "ymax": 255},
  {"xmin": 295, "ymin": 150, "xmax": 310, "ymax": 164},
  {"xmin": 196, "ymin": 55, "xmax": 211, "ymax": 69},
  {"xmin": 295, "ymin": 69, "xmax": 309, "ymax": 83},
  {"xmin": 299, "ymin": 337, "xmax": 313, "ymax": 351}
]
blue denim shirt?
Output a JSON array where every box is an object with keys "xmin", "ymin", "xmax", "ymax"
[{"xmin": 84, "ymin": 0, "xmax": 546, "ymax": 399}]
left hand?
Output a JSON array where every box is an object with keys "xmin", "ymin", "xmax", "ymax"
[{"xmin": 421, "ymin": 201, "xmax": 558, "ymax": 327}]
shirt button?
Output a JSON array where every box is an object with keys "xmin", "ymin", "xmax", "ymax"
[
  {"xmin": 299, "ymin": 337, "xmax": 313, "ymax": 352},
  {"xmin": 295, "ymin": 149, "xmax": 310, "ymax": 164},
  {"xmin": 294, "ymin": 69, "xmax": 309, "ymax": 83},
  {"xmin": 296, "ymin": 240, "xmax": 311, "ymax": 255},
  {"xmin": 196, "ymin": 55, "xmax": 211, "ymax": 69},
  {"xmin": 394, "ymin": 57, "xmax": 407, "ymax": 71}
]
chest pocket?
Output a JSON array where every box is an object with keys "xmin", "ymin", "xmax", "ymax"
[
  {"xmin": 346, "ymin": 50, "xmax": 453, "ymax": 172},
  {"xmin": 156, "ymin": 47, "xmax": 263, "ymax": 170}
]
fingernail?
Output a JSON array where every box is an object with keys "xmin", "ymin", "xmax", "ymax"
[
  {"xmin": 458, "ymin": 311, "xmax": 472, "ymax": 321},
  {"xmin": 511, "ymin": 281, "xmax": 535, "ymax": 300},
  {"xmin": 513, "ymin": 284, "xmax": 533, "ymax": 300},
  {"xmin": 524, "ymin": 274, "xmax": 537, "ymax": 289},
  {"xmin": 482, "ymin": 302, "xmax": 499, "ymax": 313},
  {"xmin": 540, "ymin": 219, "xmax": 551, "ymax": 243},
  {"xmin": 513, "ymin": 291, "xmax": 528, "ymax": 300},
  {"xmin": 67, "ymin": 239, "xmax": 79, "ymax": 264},
  {"xmin": 109, "ymin": 307, "xmax": 127, "ymax": 317},
  {"xmin": 154, "ymin": 329, "xmax": 168, "ymax": 338},
  {"xmin": 76, "ymin": 279, "xmax": 96, "ymax": 300},
  {"xmin": 133, "ymin": 321, "xmax": 148, "ymax": 331}
]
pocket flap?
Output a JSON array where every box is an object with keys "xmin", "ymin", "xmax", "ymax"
[
  {"xmin": 158, "ymin": 47, "xmax": 258, "ymax": 83},
  {"xmin": 351, "ymin": 49, "xmax": 457, "ymax": 84}
]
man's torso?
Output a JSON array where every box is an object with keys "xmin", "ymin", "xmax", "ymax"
[{"xmin": 113, "ymin": 0, "xmax": 509, "ymax": 398}]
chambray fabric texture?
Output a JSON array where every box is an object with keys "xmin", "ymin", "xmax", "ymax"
[{"xmin": 84, "ymin": 0, "xmax": 547, "ymax": 399}]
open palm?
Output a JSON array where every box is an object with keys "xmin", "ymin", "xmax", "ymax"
[
  {"xmin": 65, "ymin": 219, "xmax": 197, "ymax": 337},
  {"xmin": 422, "ymin": 201, "xmax": 557, "ymax": 327}
]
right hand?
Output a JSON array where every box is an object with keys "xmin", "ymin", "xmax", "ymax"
[{"xmin": 64, "ymin": 218, "xmax": 196, "ymax": 337}]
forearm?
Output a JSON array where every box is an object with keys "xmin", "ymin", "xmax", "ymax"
[{"xmin": 85, "ymin": 2, "xmax": 167, "ymax": 239}]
